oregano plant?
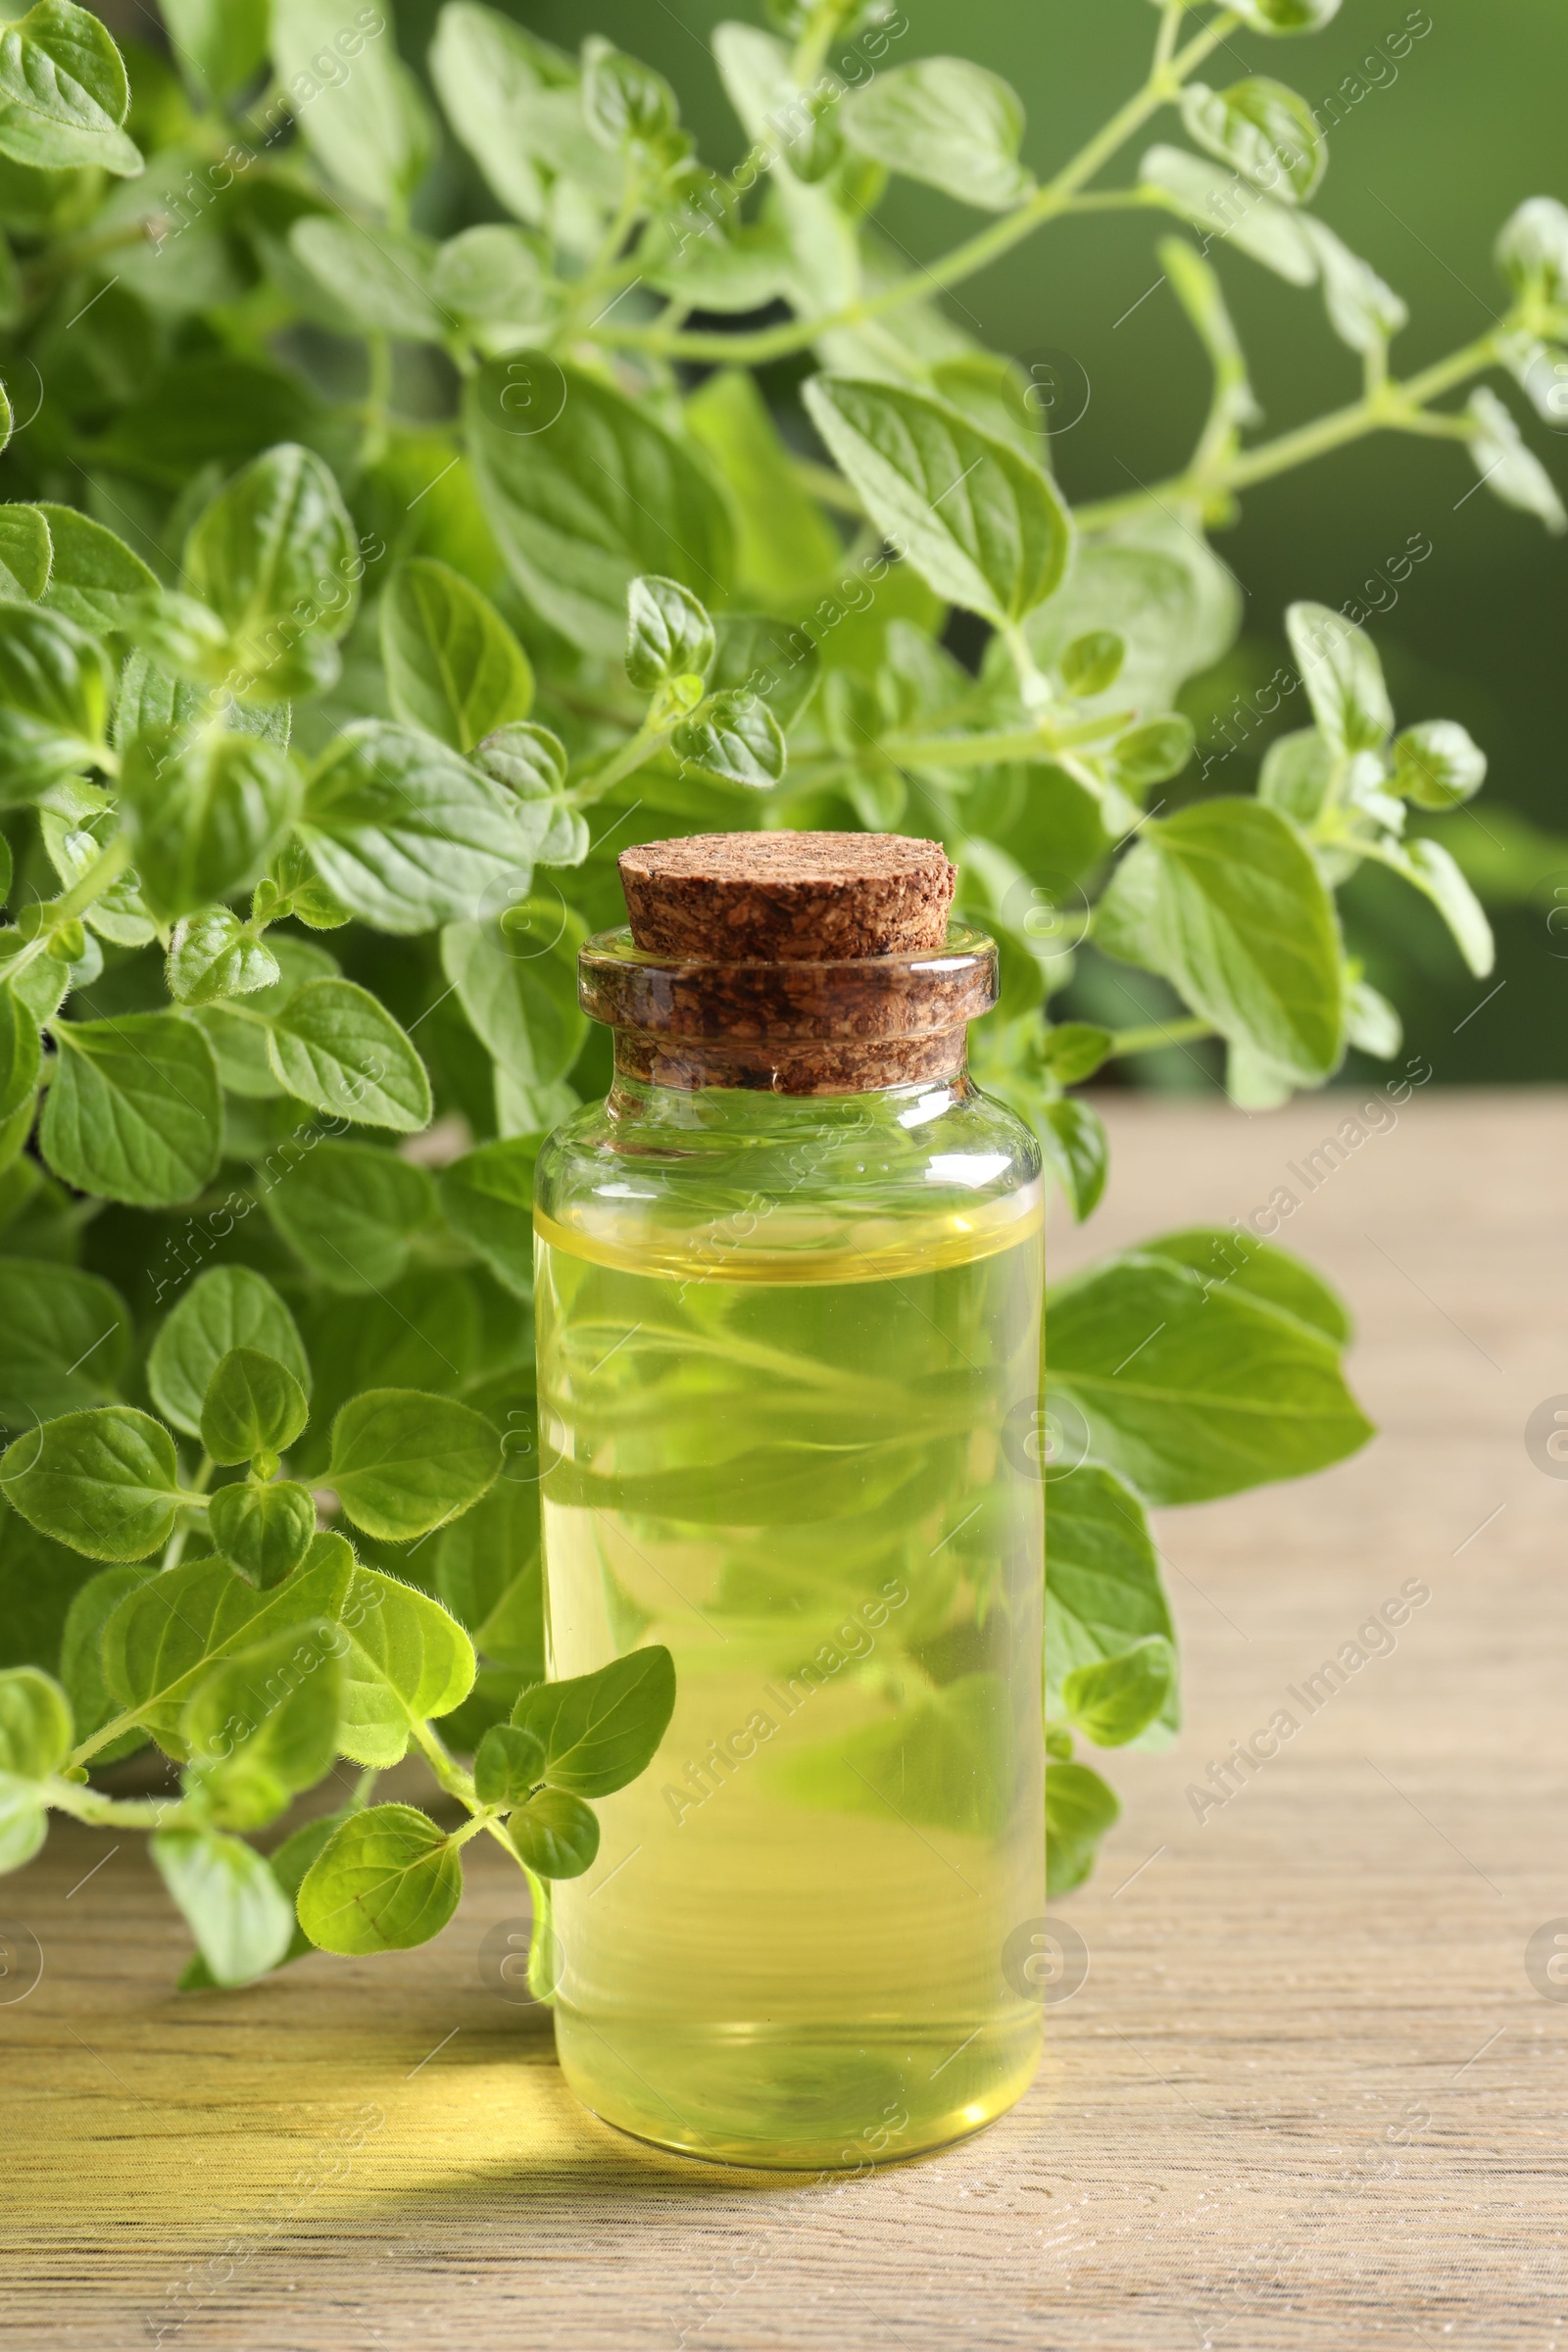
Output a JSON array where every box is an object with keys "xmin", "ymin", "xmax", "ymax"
[{"xmin": 0, "ymin": 0, "xmax": 1554, "ymax": 1986}]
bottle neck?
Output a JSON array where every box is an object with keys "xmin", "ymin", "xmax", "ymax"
[{"xmin": 609, "ymin": 1024, "xmax": 971, "ymax": 1096}]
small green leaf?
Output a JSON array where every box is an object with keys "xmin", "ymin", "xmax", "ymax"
[
  {"xmin": 625, "ymin": 573, "xmax": 714, "ymax": 692},
  {"xmin": 0, "ymin": 1258, "xmax": 130, "ymax": 1430},
  {"xmin": 841, "ymin": 58, "xmax": 1032, "ymax": 212},
  {"xmin": 428, "ymin": 5, "xmax": 613, "ymax": 234},
  {"xmin": 473, "ymin": 1720, "xmax": 546, "ymax": 1809},
  {"xmin": 0, "ymin": 1663, "xmax": 71, "ymax": 1778},
  {"xmin": 508, "ymin": 1786, "xmax": 599, "ymax": 1880},
  {"xmin": 1496, "ymin": 196, "xmax": 1568, "ymax": 307},
  {"xmin": 1464, "ymin": 388, "xmax": 1566, "ymax": 535},
  {"xmin": 1040, "ymin": 1096, "xmax": 1109, "ymax": 1224},
  {"xmin": 1041, "ymin": 1023, "xmax": 1113, "ymax": 1085},
  {"xmin": 1180, "ymin": 77, "xmax": 1324, "ymax": 205},
  {"xmin": 184, "ymin": 443, "xmax": 360, "ymax": 697},
  {"xmin": 432, "ymin": 223, "xmax": 552, "ymax": 328},
  {"xmin": 440, "ymin": 902, "xmax": 587, "ymax": 1090},
  {"xmin": 328, "ymin": 1391, "xmax": 502, "ymax": 1543},
  {"xmin": 381, "ymin": 557, "xmax": 534, "ymax": 754},
  {"xmin": 710, "ymin": 611, "xmax": 821, "ymax": 731},
  {"xmin": 1390, "ymin": 720, "xmax": 1488, "ymax": 811},
  {"xmin": 1059, "ymin": 632, "xmax": 1125, "ymax": 698},
  {"xmin": 151, "ymin": 1826, "xmax": 295, "ymax": 1985},
  {"xmin": 264, "ymin": 1140, "xmax": 436, "ymax": 1293},
  {"xmin": 59, "ymin": 1564, "xmax": 152, "ymax": 1763},
  {"xmin": 207, "ymin": 1479, "xmax": 317, "ymax": 1591},
  {"xmin": 0, "ymin": 2, "xmax": 142, "ymax": 177},
  {"xmin": 336, "ymin": 1565, "xmax": 477, "ymax": 1767},
  {"xmin": 0, "ymin": 983, "xmax": 38, "ymax": 1123},
  {"xmin": 42, "ymin": 1010, "xmax": 221, "ymax": 1207},
  {"xmin": 289, "ymin": 217, "xmax": 446, "ymax": 343},
  {"xmin": 119, "ymin": 723, "xmax": 301, "ymax": 918},
  {"xmin": 148, "ymin": 1266, "xmax": 311, "ymax": 1442},
  {"xmin": 434, "ymin": 1475, "xmax": 544, "ymax": 1679},
  {"xmin": 803, "ymin": 377, "xmax": 1071, "ymax": 628},
  {"xmin": 1048, "ymin": 1251, "xmax": 1373, "ymax": 1505},
  {"xmin": 1383, "ymin": 837, "xmax": 1495, "ymax": 978},
  {"xmin": 0, "ymin": 1405, "xmax": 180, "ymax": 1561},
  {"xmin": 160, "ymin": 0, "xmax": 269, "ymax": 103},
  {"xmin": 1141, "ymin": 1225, "xmax": 1350, "ymax": 1345},
  {"xmin": 38, "ymin": 505, "xmax": 156, "ymax": 631},
  {"xmin": 0, "ymin": 503, "xmax": 51, "ymax": 600},
  {"xmin": 512, "ymin": 1646, "xmax": 675, "ymax": 1798},
  {"xmin": 181, "ymin": 1624, "xmax": 343, "ymax": 1829},
  {"xmin": 671, "ymin": 692, "xmax": 786, "ymax": 789},
  {"xmin": 296, "ymin": 1801, "xmax": 463, "ymax": 1955},
  {"xmin": 0, "ymin": 600, "xmax": 111, "ymax": 802},
  {"xmin": 1046, "ymin": 1760, "xmax": 1120, "ymax": 1896},
  {"xmin": 200, "ymin": 1348, "xmax": 309, "ymax": 1466},
  {"xmin": 270, "ymin": 0, "xmax": 434, "ymax": 214},
  {"xmin": 103, "ymin": 1538, "xmax": 356, "ymax": 1753},
  {"xmin": 166, "ymin": 908, "xmax": 279, "ymax": 1006},
  {"xmin": 1110, "ymin": 713, "xmax": 1195, "ymax": 789},
  {"xmin": 582, "ymin": 34, "xmax": 678, "ymax": 154},
  {"xmin": 1344, "ymin": 977, "xmax": 1401, "ymax": 1059},
  {"xmin": 266, "ymin": 978, "xmax": 433, "ymax": 1134},
  {"xmin": 299, "ymin": 721, "xmax": 535, "ymax": 934},
  {"xmin": 1139, "ymin": 146, "xmax": 1317, "ymax": 283},
  {"xmin": 466, "ymin": 355, "xmax": 734, "ymax": 658},
  {"xmin": 1046, "ymin": 1464, "xmax": 1177, "ymax": 1729},
  {"xmin": 1096, "ymin": 799, "xmax": 1344, "ymax": 1084},
  {"xmin": 1062, "ymin": 1636, "xmax": 1175, "ymax": 1749},
  {"xmin": 1258, "ymin": 726, "xmax": 1335, "ymax": 825},
  {"xmin": 1229, "ymin": 0, "xmax": 1342, "ymax": 30}
]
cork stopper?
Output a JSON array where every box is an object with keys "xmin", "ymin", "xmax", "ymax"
[{"xmin": 618, "ymin": 832, "xmax": 956, "ymax": 961}]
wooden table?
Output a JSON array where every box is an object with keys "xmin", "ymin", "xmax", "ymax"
[{"xmin": 5, "ymin": 1088, "xmax": 1565, "ymax": 2351}]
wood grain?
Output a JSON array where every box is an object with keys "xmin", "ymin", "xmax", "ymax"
[{"xmin": 3, "ymin": 1087, "xmax": 1565, "ymax": 2351}]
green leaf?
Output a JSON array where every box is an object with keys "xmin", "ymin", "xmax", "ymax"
[
  {"xmin": 328, "ymin": 1391, "xmax": 501, "ymax": 1544},
  {"xmin": 1496, "ymin": 196, "xmax": 1568, "ymax": 307},
  {"xmin": 1110, "ymin": 713, "xmax": 1195, "ymax": 790},
  {"xmin": 102, "ymin": 1537, "xmax": 356, "ymax": 1753},
  {"xmin": 288, "ymin": 217, "xmax": 445, "ymax": 343},
  {"xmin": 119, "ymin": 723, "xmax": 301, "ymax": 918},
  {"xmin": 59, "ymin": 1564, "xmax": 151, "ymax": 1763},
  {"xmin": 161, "ymin": 0, "xmax": 269, "ymax": 103},
  {"xmin": 335, "ymin": 1564, "xmax": 476, "ymax": 1766},
  {"xmin": 270, "ymin": 0, "xmax": 434, "ymax": 213},
  {"xmin": 1041, "ymin": 1023, "xmax": 1113, "ymax": 1085},
  {"xmin": 148, "ymin": 1266, "xmax": 310, "ymax": 1441},
  {"xmin": 266, "ymin": 978, "xmax": 432, "ymax": 1134},
  {"xmin": 1095, "ymin": 799, "xmax": 1344, "ymax": 1085},
  {"xmin": 1046, "ymin": 1760, "xmax": 1119, "ymax": 1896},
  {"xmin": 200, "ymin": 1348, "xmax": 309, "ymax": 1466},
  {"xmin": 1062, "ymin": 1636, "xmax": 1175, "ymax": 1749},
  {"xmin": 1344, "ymin": 977, "xmax": 1401, "ymax": 1060},
  {"xmin": 1179, "ymin": 77, "xmax": 1324, "ymax": 205},
  {"xmin": 466, "ymin": 354, "xmax": 734, "ymax": 657},
  {"xmin": 0, "ymin": 1663, "xmax": 71, "ymax": 1778},
  {"xmin": 0, "ymin": 1258, "xmax": 130, "ymax": 1429},
  {"xmin": 181, "ymin": 1624, "xmax": 343, "ymax": 1830},
  {"xmin": 0, "ymin": 503, "xmax": 50, "ymax": 600},
  {"xmin": 1048, "ymin": 1251, "xmax": 1373, "ymax": 1505},
  {"xmin": 1059, "ymin": 632, "xmax": 1125, "ymax": 699},
  {"xmin": 684, "ymin": 369, "xmax": 841, "ymax": 607},
  {"xmin": 473, "ymin": 1720, "xmax": 546, "ymax": 1807},
  {"xmin": 512, "ymin": 1646, "xmax": 675, "ymax": 1798},
  {"xmin": 1141, "ymin": 1225, "xmax": 1350, "ymax": 1345},
  {"xmin": 1045, "ymin": 1463, "xmax": 1176, "ymax": 1728},
  {"xmin": 0, "ymin": 601, "xmax": 111, "ymax": 801},
  {"xmin": 625, "ymin": 573, "xmax": 714, "ymax": 692},
  {"xmin": 0, "ymin": 1404, "xmax": 180, "ymax": 1561},
  {"xmin": 0, "ymin": 2, "xmax": 141, "ymax": 177},
  {"xmin": 1382, "ymin": 837, "xmax": 1495, "ymax": 978},
  {"xmin": 264, "ymin": 1139, "xmax": 436, "ymax": 1293},
  {"xmin": 1040, "ymin": 1096, "xmax": 1108, "ymax": 1224},
  {"xmin": 433, "ymin": 1475, "xmax": 543, "ymax": 1677},
  {"xmin": 1139, "ymin": 146, "xmax": 1317, "ymax": 283},
  {"xmin": 208, "ymin": 1479, "xmax": 317, "ymax": 1591},
  {"xmin": 432, "ymin": 222, "xmax": 552, "ymax": 330},
  {"xmin": 710, "ymin": 612, "xmax": 821, "ymax": 732},
  {"xmin": 440, "ymin": 901, "xmax": 587, "ymax": 1089},
  {"xmin": 381, "ymin": 557, "xmax": 534, "ymax": 754},
  {"xmin": 670, "ymin": 691, "xmax": 786, "ymax": 789},
  {"xmin": 428, "ymin": 5, "xmax": 612, "ymax": 236},
  {"xmin": 1158, "ymin": 237, "xmax": 1262, "ymax": 441},
  {"xmin": 152, "ymin": 1826, "xmax": 294, "ymax": 1985},
  {"xmin": 184, "ymin": 444, "xmax": 360, "ymax": 696},
  {"xmin": 297, "ymin": 1800, "xmax": 463, "ymax": 1954},
  {"xmin": 1258, "ymin": 726, "xmax": 1334, "ymax": 825},
  {"xmin": 1391, "ymin": 720, "xmax": 1488, "ymax": 810},
  {"xmin": 36, "ymin": 504, "xmax": 155, "ymax": 632},
  {"xmin": 166, "ymin": 908, "xmax": 280, "ymax": 1007},
  {"xmin": 299, "ymin": 721, "xmax": 535, "ymax": 934},
  {"xmin": 508, "ymin": 1786, "xmax": 599, "ymax": 1880},
  {"xmin": 1464, "ymin": 388, "xmax": 1566, "ymax": 535},
  {"xmin": 581, "ymin": 34, "xmax": 678, "ymax": 154},
  {"xmin": 42, "ymin": 1010, "xmax": 221, "ymax": 1207},
  {"xmin": 803, "ymin": 377, "xmax": 1070, "ymax": 628},
  {"xmin": 841, "ymin": 58, "xmax": 1032, "ymax": 212},
  {"xmin": 438, "ymin": 1135, "xmax": 539, "ymax": 1300},
  {"xmin": 1301, "ymin": 220, "xmax": 1407, "ymax": 354},
  {"xmin": 469, "ymin": 720, "xmax": 582, "ymax": 864},
  {"xmin": 1229, "ymin": 0, "xmax": 1342, "ymax": 28},
  {"xmin": 0, "ymin": 984, "xmax": 37, "ymax": 1126}
]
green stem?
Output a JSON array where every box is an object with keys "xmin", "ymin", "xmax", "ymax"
[
  {"xmin": 43, "ymin": 1780, "xmax": 189, "ymax": 1830},
  {"xmin": 410, "ymin": 1716, "xmax": 477, "ymax": 1808},
  {"xmin": 4, "ymin": 834, "xmax": 134, "ymax": 991},
  {"xmin": 596, "ymin": 15, "xmax": 1238, "ymax": 368},
  {"xmin": 791, "ymin": 0, "xmax": 850, "ymax": 88},
  {"xmin": 1108, "ymin": 1015, "xmax": 1217, "ymax": 1057},
  {"xmin": 569, "ymin": 712, "xmax": 676, "ymax": 806},
  {"xmin": 69, "ymin": 1705, "xmax": 153, "ymax": 1772}
]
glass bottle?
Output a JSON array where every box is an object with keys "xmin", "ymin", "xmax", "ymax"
[{"xmin": 533, "ymin": 833, "xmax": 1046, "ymax": 2170}]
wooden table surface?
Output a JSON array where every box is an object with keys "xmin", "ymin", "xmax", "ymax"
[{"xmin": 5, "ymin": 1087, "xmax": 1565, "ymax": 2352}]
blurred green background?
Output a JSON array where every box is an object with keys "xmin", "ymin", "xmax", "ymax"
[{"xmin": 120, "ymin": 0, "xmax": 1568, "ymax": 1082}]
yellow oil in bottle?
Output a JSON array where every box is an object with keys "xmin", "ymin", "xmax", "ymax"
[{"xmin": 534, "ymin": 1199, "xmax": 1045, "ymax": 2170}]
